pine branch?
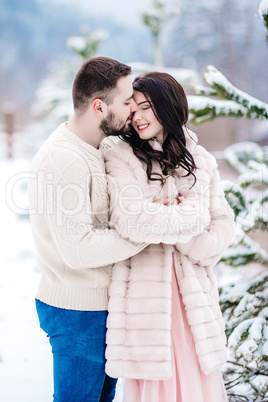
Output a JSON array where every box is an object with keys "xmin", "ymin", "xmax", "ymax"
[
  {"xmin": 259, "ymin": 0, "xmax": 268, "ymax": 43},
  {"xmin": 247, "ymin": 271, "xmax": 268, "ymax": 293},
  {"xmin": 203, "ymin": 66, "xmax": 268, "ymax": 118},
  {"xmin": 188, "ymin": 66, "xmax": 268, "ymax": 123},
  {"xmin": 257, "ymin": 383, "xmax": 268, "ymax": 401},
  {"xmin": 220, "ymin": 240, "xmax": 268, "ymax": 267},
  {"xmin": 188, "ymin": 95, "xmax": 248, "ymax": 124},
  {"xmin": 224, "ymin": 142, "xmax": 266, "ymax": 174},
  {"xmin": 141, "ymin": 1, "xmax": 179, "ymax": 34},
  {"xmin": 221, "ymin": 180, "xmax": 248, "ymax": 218},
  {"xmin": 263, "ymin": 13, "xmax": 268, "ymax": 31},
  {"xmin": 238, "ymin": 167, "xmax": 268, "ymax": 189},
  {"xmin": 227, "ymin": 360, "xmax": 268, "ymax": 378},
  {"xmin": 227, "ymin": 393, "xmax": 250, "ymax": 402}
]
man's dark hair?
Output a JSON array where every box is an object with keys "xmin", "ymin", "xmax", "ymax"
[{"xmin": 72, "ymin": 56, "xmax": 132, "ymax": 113}]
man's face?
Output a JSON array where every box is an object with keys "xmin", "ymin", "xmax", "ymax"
[{"xmin": 100, "ymin": 75, "xmax": 137, "ymax": 137}]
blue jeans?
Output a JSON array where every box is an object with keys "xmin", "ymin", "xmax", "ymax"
[{"xmin": 36, "ymin": 299, "xmax": 117, "ymax": 402}]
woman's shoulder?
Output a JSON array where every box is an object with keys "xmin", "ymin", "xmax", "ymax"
[
  {"xmin": 194, "ymin": 146, "xmax": 218, "ymax": 176},
  {"xmin": 104, "ymin": 139, "xmax": 145, "ymax": 180},
  {"xmin": 195, "ymin": 144, "xmax": 217, "ymax": 164},
  {"xmin": 104, "ymin": 139, "xmax": 134, "ymax": 161},
  {"xmin": 185, "ymin": 128, "xmax": 217, "ymax": 170}
]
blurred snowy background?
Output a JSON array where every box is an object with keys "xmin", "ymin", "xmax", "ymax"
[{"xmin": 1, "ymin": 0, "xmax": 268, "ymax": 401}]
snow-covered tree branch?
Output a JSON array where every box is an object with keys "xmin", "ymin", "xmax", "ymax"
[
  {"xmin": 66, "ymin": 25, "xmax": 108, "ymax": 59},
  {"xmin": 188, "ymin": 65, "xmax": 268, "ymax": 124},
  {"xmin": 220, "ymin": 142, "xmax": 268, "ymax": 267},
  {"xmin": 32, "ymin": 25, "xmax": 108, "ymax": 123},
  {"xmin": 259, "ymin": 0, "xmax": 268, "ymax": 43},
  {"xmin": 220, "ymin": 270, "xmax": 268, "ymax": 401},
  {"xmin": 217, "ymin": 141, "xmax": 268, "ymax": 400}
]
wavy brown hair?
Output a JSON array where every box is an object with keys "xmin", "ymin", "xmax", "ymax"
[{"xmin": 121, "ymin": 72, "xmax": 197, "ymax": 186}]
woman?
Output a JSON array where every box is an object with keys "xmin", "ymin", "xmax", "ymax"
[{"xmin": 104, "ymin": 72, "xmax": 235, "ymax": 402}]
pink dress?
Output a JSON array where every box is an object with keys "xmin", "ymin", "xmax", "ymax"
[{"xmin": 122, "ymin": 260, "xmax": 228, "ymax": 402}]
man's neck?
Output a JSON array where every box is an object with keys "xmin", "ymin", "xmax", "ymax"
[{"xmin": 67, "ymin": 114, "xmax": 105, "ymax": 149}]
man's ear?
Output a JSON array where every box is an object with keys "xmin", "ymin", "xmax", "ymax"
[{"xmin": 92, "ymin": 99, "xmax": 107, "ymax": 116}]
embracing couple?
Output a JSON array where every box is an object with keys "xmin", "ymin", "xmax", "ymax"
[{"xmin": 28, "ymin": 57, "xmax": 235, "ymax": 402}]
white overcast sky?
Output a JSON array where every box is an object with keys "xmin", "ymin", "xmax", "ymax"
[{"xmin": 49, "ymin": 0, "xmax": 177, "ymax": 27}]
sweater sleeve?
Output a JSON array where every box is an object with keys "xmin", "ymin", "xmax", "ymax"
[
  {"xmin": 175, "ymin": 164, "xmax": 235, "ymax": 265},
  {"xmin": 41, "ymin": 148, "xmax": 146, "ymax": 270},
  {"xmin": 105, "ymin": 147, "xmax": 211, "ymax": 245}
]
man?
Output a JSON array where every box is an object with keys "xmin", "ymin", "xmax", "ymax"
[{"xmin": 28, "ymin": 56, "xmax": 146, "ymax": 401}]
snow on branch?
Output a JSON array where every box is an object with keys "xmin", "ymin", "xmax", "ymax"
[
  {"xmin": 188, "ymin": 95, "xmax": 248, "ymax": 124},
  {"xmin": 204, "ymin": 66, "xmax": 268, "ymax": 117},
  {"xmin": 219, "ymin": 142, "xmax": 268, "ymax": 398},
  {"xmin": 141, "ymin": 0, "xmax": 180, "ymax": 35},
  {"xmin": 188, "ymin": 65, "xmax": 268, "ymax": 124},
  {"xmin": 219, "ymin": 142, "xmax": 268, "ymax": 267},
  {"xmin": 66, "ymin": 26, "xmax": 108, "ymax": 59},
  {"xmin": 259, "ymin": 0, "xmax": 268, "ymax": 42},
  {"xmin": 32, "ymin": 25, "xmax": 108, "ymax": 124},
  {"xmin": 224, "ymin": 142, "xmax": 266, "ymax": 174},
  {"xmin": 219, "ymin": 271, "xmax": 268, "ymax": 399}
]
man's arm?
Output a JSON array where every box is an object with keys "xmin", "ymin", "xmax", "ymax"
[{"xmin": 33, "ymin": 148, "xmax": 147, "ymax": 270}]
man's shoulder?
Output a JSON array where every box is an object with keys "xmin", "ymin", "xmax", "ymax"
[{"xmin": 31, "ymin": 125, "xmax": 88, "ymax": 173}]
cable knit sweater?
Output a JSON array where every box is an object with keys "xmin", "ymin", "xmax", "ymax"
[
  {"xmin": 104, "ymin": 128, "xmax": 235, "ymax": 378},
  {"xmin": 28, "ymin": 122, "xmax": 146, "ymax": 311}
]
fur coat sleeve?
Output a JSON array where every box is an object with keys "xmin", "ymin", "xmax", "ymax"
[
  {"xmin": 105, "ymin": 140, "xmax": 211, "ymax": 245},
  {"xmin": 175, "ymin": 158, "xmax": 235, "ymax": 266}
]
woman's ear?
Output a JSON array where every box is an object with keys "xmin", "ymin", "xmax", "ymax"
[{"xmin": 92, "ymin": 99, "xmax": 106, "ymax": 116}]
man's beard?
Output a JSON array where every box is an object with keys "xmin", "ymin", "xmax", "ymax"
[{"xmin": 100, "ymin": 111, "xmax": 132, "ymax": 137}]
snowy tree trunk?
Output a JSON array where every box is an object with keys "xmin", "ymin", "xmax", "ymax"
[
  {"xmin": 141, "ymin": 0, "xmax": 179, "ymax": 68},
  {"xmin": 153, "ymin": 32, "xmax": 163, "ymax": 68}
]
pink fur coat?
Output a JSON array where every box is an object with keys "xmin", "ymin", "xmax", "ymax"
[{"xmin": 104, "ymin": 129, "xmax": 235, "ymax": 379}]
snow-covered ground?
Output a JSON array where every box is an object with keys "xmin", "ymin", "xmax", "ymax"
[{"xmin": 0, "ymin": 157, "xmax": 53, "ymax": 401}]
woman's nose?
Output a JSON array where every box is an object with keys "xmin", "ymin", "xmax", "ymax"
[
  {"xmin": 130, "ymin": 98, "xmax": 138, "ymax": 113},
  {"xmin": 132, "ymin": 111, "xmax": 142, "ymax": 121}
]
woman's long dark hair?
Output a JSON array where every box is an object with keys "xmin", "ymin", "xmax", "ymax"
[{"xmin": 122, "ymin": 72, "xmax": 197, "ymax": 186}]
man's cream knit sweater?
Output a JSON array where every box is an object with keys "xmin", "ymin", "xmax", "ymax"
[{"xmin": 28, "ymin": 122, "xmax": 145, "ymax": 311}]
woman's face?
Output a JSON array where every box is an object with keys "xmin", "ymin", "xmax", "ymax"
[{"xmin": 131, "ymin": 90, "xmax": 164, "ymax": 143}]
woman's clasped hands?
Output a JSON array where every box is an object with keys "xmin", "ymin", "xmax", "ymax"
[{"xmin": 153, "ymin": 193, "xmax": 186, "ymax": 206}]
